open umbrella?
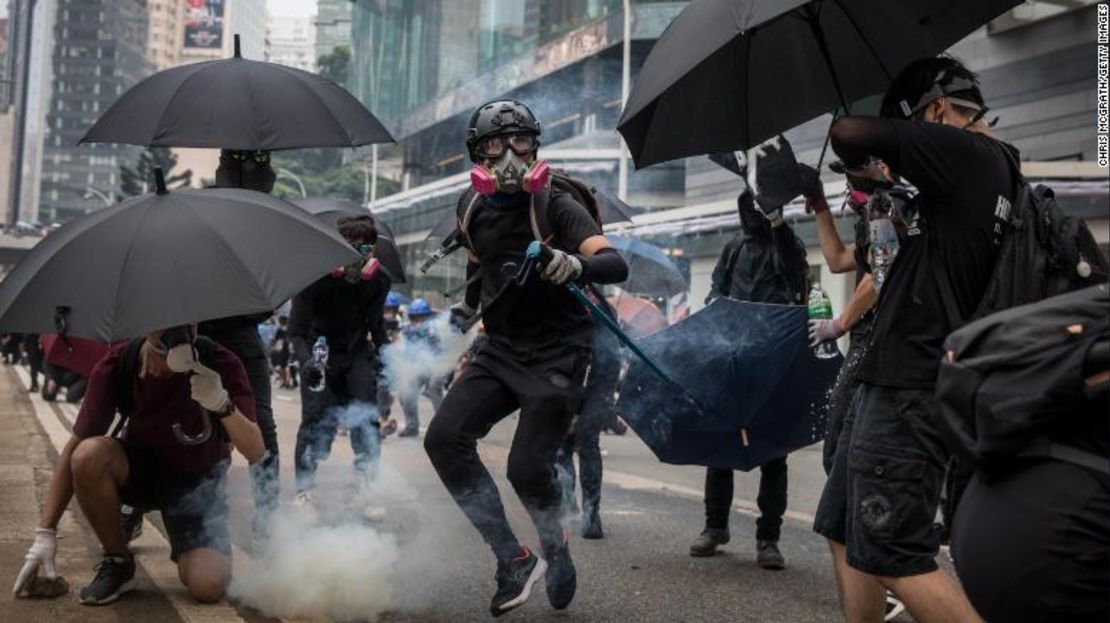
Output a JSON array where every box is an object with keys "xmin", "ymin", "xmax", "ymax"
[
  {"xmin": 607, "ymin": 235, "xmax": 686, "ymax": 297},
  {"xmin": 616, "ymin": 298, "xmax": 842, "ymax": 470},
  {"xmin": 80, "ymin": 36, "xmax": 393, "ymax": 150},
  {"xmin": 40, "ymin": 333, "xmax": 112, "ymax": 377},
  {"xmin": 618, "ymin": 0, "xmax": 1021, "ymax": 168},
  {"xmin": 290, "ymin": 197, "xmax": 406, "ymax": 283},
  {"xmin": 290, "ymin": 197, "xmax": 394, "ymax": 238},
  {"xmin": 0, "ymin": 174, "xmax": 360, "ymax": 341}
]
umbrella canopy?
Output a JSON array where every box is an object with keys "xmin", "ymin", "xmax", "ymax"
[
  {"xmin": 80, "ymin": 36, "xmax": 393, "ymax": 150},
  {"xmin": 618, "ymin": 0, "xmax": 1020, "ymax": 167},
  {"xmin": 606, "ymin": 295, "xmax": 668, "ymax": 338},
  {"xmin": 616, "ymin": 298, "xmax": 842, "ymax": 470},
  {"xmin": 40, "ymin": 333, "xmax": 112, "ymax": 377},
  {"xmin": 290, "ymin": 197, "xmax": 395, "ymax": 238},
  {"xmin": 290, "ymin": 197, "xmax": 405, "ymax": 283},
  {"xmin": 607, "ymin": 235, "xmax": 686, "ymax": 297},
  {"xmin": 0, "ymin": 185, "xmax": 360, "ymax": 341}
]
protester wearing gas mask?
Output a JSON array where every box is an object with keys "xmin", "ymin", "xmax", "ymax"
[
  {"xmin": 423, "ymin": 100, "xmax": 627, "ymax": 617},
  {"xmin": 692, "ymin": 139, "xmax": 809, "ymax": 570},
  {"xmin": 12, "ymin": 324, "xmax": 263, "ymax": 605},
  {"xmin": 199, "ymin": 148, "xmax": 281, "ymax": 539},
  {"xmin": 287, "ymin": 214, "xmax": 392, "ymax": 507},
  {"xmin": 811, "ymin": 56, "xmax": 1016, "ymax": 623}
]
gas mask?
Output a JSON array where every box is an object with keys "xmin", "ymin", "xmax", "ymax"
[
  {"xmin": 330, "ymin": 242, "xmax": 381, "ymax": 283},
  {"xmin": 153, "ymin": 325, "xmax": 198, "ymax": 373},
  {"xmin": 471, "ymin": 151, "xmax": 549, "ymax": 196},
  {"xmin": 215, "ymin": 150, "xmax": 276, "ymax": 193}
]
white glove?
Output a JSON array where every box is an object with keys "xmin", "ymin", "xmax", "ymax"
[
  {"xmin": 541, "ymin": 249, "xmax": 583, "ymax": 286},
  {"xmin": 189, "ymin": 363, "xmax": 230, "ymax": 412},
  {"xmin": 13, "ymin": 528, "xmax": 57, "ymax": 597},
  {"xmin": 808, "ymin": 317, "xmax": 846, "ymax": 347}
]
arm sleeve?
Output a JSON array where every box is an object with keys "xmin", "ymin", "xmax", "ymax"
[
  {"xmin": 366, "ymin": 276, "xmax": 391, "ymax": 351},
  {"xmin": 72, "ymin": 351, "xmax": 121, "ymax": 439},
  {"xmin": 831, "ymin": 117, "xmax": 985, "ymax": 202},
  {"xmin": 464, "ymin": 260, "xmax": 481, "ymax": 310},
  {"xmin": 707, "ymin": 242, "xmax": 734, "ymax": 304},
  {"xmin": 577, "ymin": 248, "xmax": 628, "ymax": 285},
  {"xmin": 287, "ymin": 285, "xmax": 315, "ymax": 366}
]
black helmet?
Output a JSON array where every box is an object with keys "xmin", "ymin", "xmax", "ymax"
[{"xmin": 466, "ymin": 100, "xmax": 541, "ymax": 162}]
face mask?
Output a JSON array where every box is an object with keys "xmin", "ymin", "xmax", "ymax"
[
  {"xmin": 330, "ymin": 257, "xmax": 381, "ymax": 283},
  {"xmin": 470, "ymin": 151, "xmax": 549, "ymax": 195}
]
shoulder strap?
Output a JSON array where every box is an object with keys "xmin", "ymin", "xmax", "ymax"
[
  {"xmin": 530, "ymin": 188, "xmax": 556, "ymax": 245},
  {"xmin": 1021, "ymin": 438, "xmax": 1110, "ymax": 476},
  {"xmin": 458, "ymin": 191, "xmax": 483, "ymax": 257},
  {"xmin": 110, "ymin": 337, "xmax": 146, "ymax": 437}
]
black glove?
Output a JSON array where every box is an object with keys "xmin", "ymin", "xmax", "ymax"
[{"xmin": 302, "ymin": 365, "xmax": 324, "ymax": 387}]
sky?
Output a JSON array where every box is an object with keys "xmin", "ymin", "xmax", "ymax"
[{"xmin": 266, "ymin": 0, "xmax": 318, "ymax": 18}]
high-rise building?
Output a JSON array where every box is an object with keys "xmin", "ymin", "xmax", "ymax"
[
  {"xmin": 266, "ymin": 14, "xmax": 316, "ymax": 72},
  {"xmin": 315, "ymin": 0, "xmax": 352, "ymax": 62},
  {"xmin": 37, "ymin": 0, "xmax": 152, "ymax": 223}
]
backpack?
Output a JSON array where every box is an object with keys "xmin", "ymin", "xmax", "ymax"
[
  {"xmin": 932, "ymin": 146, "xmax": 1108, "ymax": 327},
  {"xmin": 455, "ymin": 170, "xmax": 603, "ymax": 257},
  {"xmin": 935, "ymin": 283, "xmax": 1109, "ymax": 479},
  {"xmin": 109, "ymin": 336, "xmax": 219, "ymax": 438}
]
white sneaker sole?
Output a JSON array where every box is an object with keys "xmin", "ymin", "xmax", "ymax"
[{"xmin": 497, "ymin": 557, "xmax": 548, "ymax": 612}]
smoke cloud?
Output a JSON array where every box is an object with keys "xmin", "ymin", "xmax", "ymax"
[{"xmin": 380, "ymin": 314, "xmax": 471, "ymax": 400}]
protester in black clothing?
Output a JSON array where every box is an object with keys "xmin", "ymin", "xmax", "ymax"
[
  {"xmin": 689, "ymin": 185, "xmax": 808, "ymax": 570},
  {"xmin": 24, "ymin": 334, "xmax": 44, "ymax": 392},
  {"xmin": 423, "ymin": 100, "xmax": 627, "ymax": 617},
  {"xmin": 199, "ymin": 148, "xmax": 281, "ymax": 538},
  {"xmin": 289, "ymin": 215, "xmax": 391, "ymax": 502},
  {"xmin": 811, "ymin": 57, "xmax": 1016, "ymax": 623},
  {"xmin": 554, "ymin": 302, "xmax": 621, "ymax": 540}
]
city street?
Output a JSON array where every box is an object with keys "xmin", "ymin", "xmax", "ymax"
[{"xmin": 0, "ymin": 361, "xmax": 926, "ymax": 622}]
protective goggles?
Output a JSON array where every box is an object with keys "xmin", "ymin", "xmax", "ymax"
[
  {"xmin": 475, "ymin": 133, "xmax": 538, "ymax": 160},
  {"xmin": 227, "ymin": 149, "xmax": 272, "ymax": 164},
  {"xmin": 355, "ymin": 242, "xmax": 373, "ymax": 256}
]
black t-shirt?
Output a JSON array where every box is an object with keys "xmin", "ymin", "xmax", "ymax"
[
  {"xmin": 467, "ymin": 190, "xmax": 601, "ymax": 356},
  {"xmin": 708, "ymin": 226, "xmax": 808, "ymax": 305},
  {"xmin": 849, "ymin": 122, "xmax": 1018, "ymax": 388},
  {"xmin": 288, "ymin": 270, "xmax": 391, "ymax": 363}
]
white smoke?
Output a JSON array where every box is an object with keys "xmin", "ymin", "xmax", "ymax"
[{"xmin": 380, "ymin": 314, "xmax": 471, "ymax": 399}]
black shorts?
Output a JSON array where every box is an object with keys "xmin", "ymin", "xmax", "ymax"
[
  {"xmin": 813, "ymin": 384, "xmax": 949, "ymax": 577},
  {"xmin": 117, "ymin": 441, "xmax": 231, "ymax": 562}
]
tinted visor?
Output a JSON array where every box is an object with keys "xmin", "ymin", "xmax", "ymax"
[{"xmin": 476, "ymin": 133, "xmax": 538, "ymax": 160}]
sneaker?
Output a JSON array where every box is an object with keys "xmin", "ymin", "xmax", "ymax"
[
  {"xmin": 689, "ymin": 528, "xmax": 730, "ymax": 557},
  {"xmin": 543, "ymin": 537, "xmax": 577, "ymax": 610},
  {"xmin": 78, "ymin": 554, "xmax": 136, "ymax": 605},
  {"xmin": 756, "ymin": 539, "xmax": 785, "ymax": 570},
  {"xmin": 489, "ymin": 547, "xmax": 547, "ymax": 617},
  {"xmin": 119, "ymin": 505, "xmax": 143, "ymax": 543},
  {"xmin": 397, "ymin": 427, "xmax": 419, "ymax": 438},
  {"xmin": 884, "ymin": 592, "xmax": 906, "ymax": 621}
]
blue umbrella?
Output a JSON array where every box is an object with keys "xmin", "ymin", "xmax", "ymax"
[
  {"xmin": 606, "ymin": 235, "xmax": 686, "ymax": 297},
  {"xmin": 616, "ymin": 297, "xmax": 842, "ymax": 470}
]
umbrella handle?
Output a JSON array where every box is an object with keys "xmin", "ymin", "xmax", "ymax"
[{"xmin": 172, "ymin": 414, "xmax": 213, "ymax": 446}]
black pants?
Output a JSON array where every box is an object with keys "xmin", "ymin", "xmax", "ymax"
[
  {"xmin": 295, "ymin": 348, "xmax": 381, "ymax": 491},
  {"xmin": 424, "ymin": 340, "xmax": 589, "ymax": 562},
  {"xmin": 704, "ymin": 458, "xmax": 788, "ymax": 542},
  {"xmin": 556, "ymin": 327, "xmax": 620, "ymax": 516}
]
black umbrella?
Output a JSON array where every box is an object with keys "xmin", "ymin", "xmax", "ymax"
[
  {"xmin": 616, "ymin": 298, "xmax": 842, "ymax": 470},
  {"xmin": 80, "ymin": 36, "xmax": 393, "ymax": 150},
  {"xmin": 607, "ymin": 235, "xmax": 687, "ymax": 297},
  {"xmin": 291, "ymin": 197, "xmax": 394, "ymax": 239},
  {"xmin": 0, "ymin": 175, "xmax": 359, "ymax": 341},
  {"xmin": 618, "ymin": 0, "xmax": 1020, "ymax": 168},
  {"xmin": 290, "ymin": 197, "xmax": 406, "ymax": 283}
]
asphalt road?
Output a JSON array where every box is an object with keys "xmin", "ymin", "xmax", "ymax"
[{"xmin": 2, "ymin": 367, "xmax": 930, "ymax": 622}]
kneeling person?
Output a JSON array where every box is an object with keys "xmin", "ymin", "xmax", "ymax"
[{"xmin": 13, "ymin": 325, "xmax": 264, "ymax": 605}]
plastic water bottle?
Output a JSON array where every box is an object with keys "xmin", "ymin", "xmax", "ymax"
[
  {"xmin": 807, "ymin": 282, "xmax": 840, "ymax": 359},
  {"xmin": 868, "ymin": 190, "xmax": 900, "ymax": 293},
  {"xmin": 308, "ymin": 336, "xmax": 328, "ymax": 393}
]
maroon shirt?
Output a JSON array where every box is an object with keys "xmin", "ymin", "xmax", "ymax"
[{"xmin": 74, "ymin": 341, "xmax": 256, "ymax": 473}]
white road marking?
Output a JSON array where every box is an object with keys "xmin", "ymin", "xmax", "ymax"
[{"xmin": 13, "ymin": 365, "xmax": 252, "ymax": 623}]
